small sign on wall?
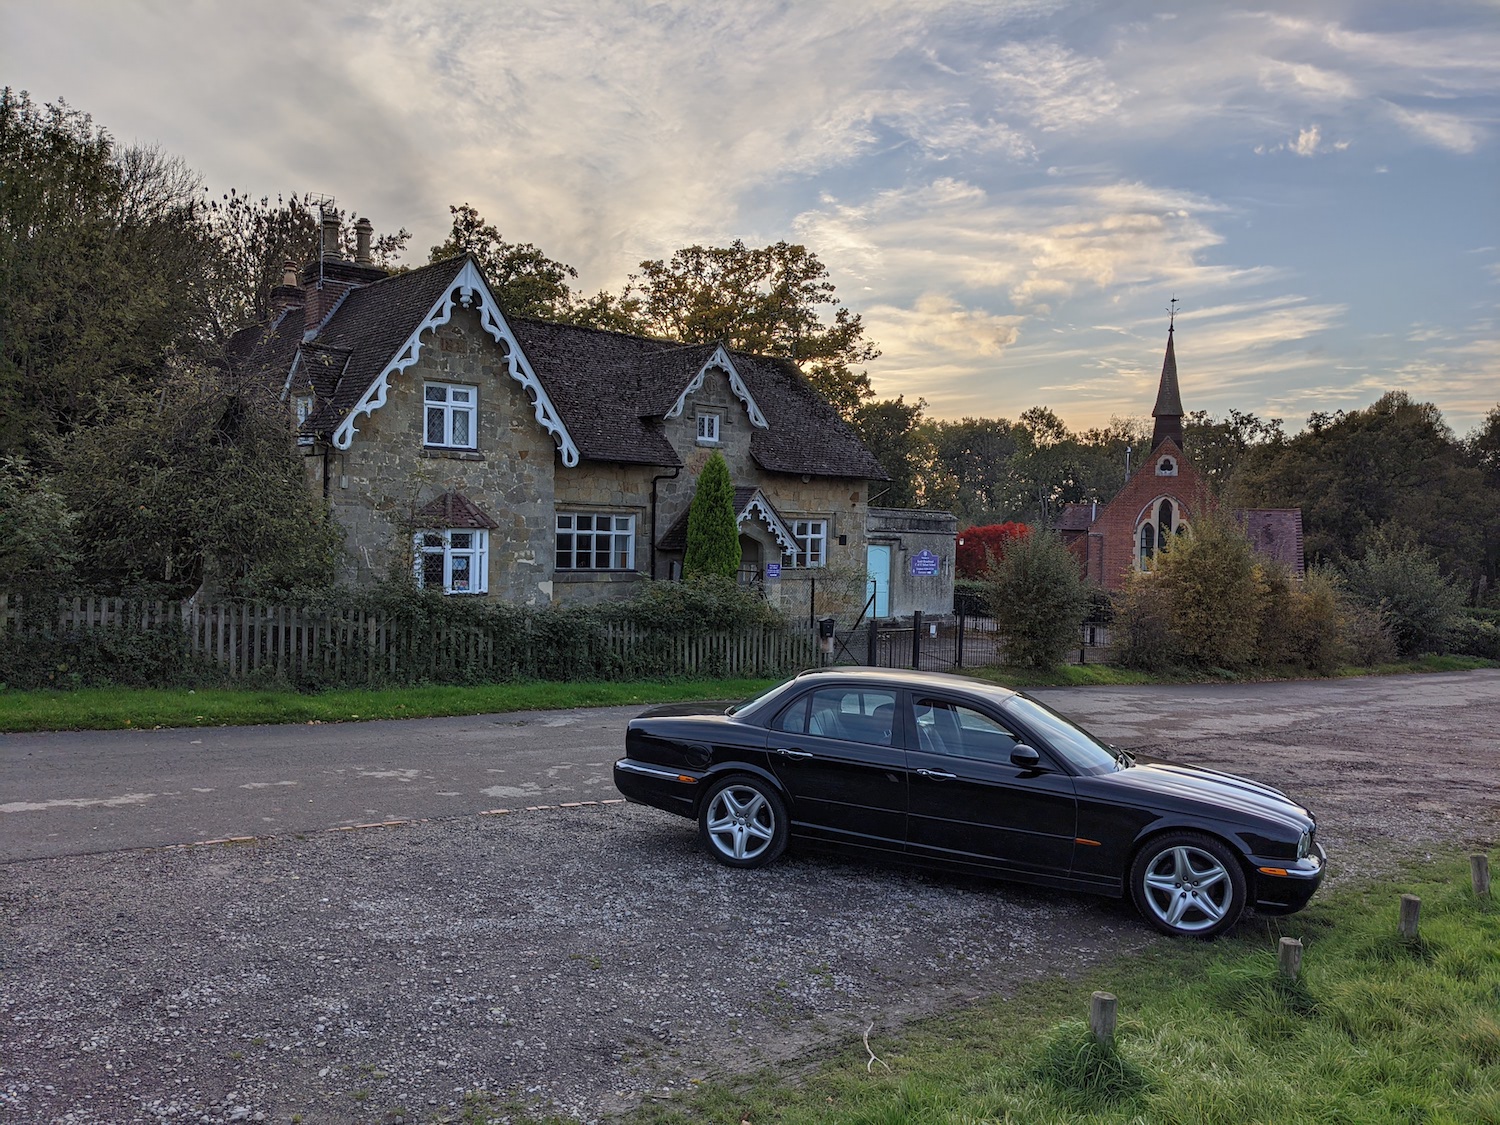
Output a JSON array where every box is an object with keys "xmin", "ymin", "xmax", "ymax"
[
  {"xmin": 765, "ymin": 562, "xmax": 781, "ymax": 579},
  {"xmin": 910, "ymin": 549, "xmax": 941, "ymax": 577}
]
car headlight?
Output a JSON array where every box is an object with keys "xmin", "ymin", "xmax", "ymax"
[{"xmin": 1297, "ymin": 830, "xmax": 1312, "ymax": 861}]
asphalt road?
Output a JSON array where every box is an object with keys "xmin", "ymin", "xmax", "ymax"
[{"xmin": 3, "ymin": 669, "xmax": 1499, "ymax": 862}]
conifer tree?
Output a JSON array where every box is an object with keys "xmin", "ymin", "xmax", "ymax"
[{"xmin": 683, "ymin": 452, "xmax": 741, "ymax": 580}]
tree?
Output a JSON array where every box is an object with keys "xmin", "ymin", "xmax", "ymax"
[
  {"xmin": 955, "ymin": 522, "xmax": 1029, "ymax": 580},
  {"xmin": 926, "ymin": 417, "xmax": 1020, "ymax": 525},
  {"xmin": 683, "ymin": 451, "xmax": 741, "ymax": 581},
  {"xmin": 855, "ymin": 396, "xmax": 931, "ymax": 508},
  {"xmin": 0, "ymin": 89, "xmax": 212, "ymax": 455},
  {"xmin": 51, "ymin": 362, "xmax": 342, "ymax": 597},
  {"xmin": 621, "ymin": 240, "xmax": 880, "ymax": 420},
  {"xmin": 984, "ymin": 529, "xmax": 1087, "ymax": 669},
  {"xmin": 1227, "ymin": 392, "xmax": 1494, "ymax": 592},
  {"xmin": 1344, "ymin": 534, "xmax": 1464, "ymax": 657},
  {"xmin": 1183, "ymin": 409, "xmax": 1283, "ymax": 495},
  {"xmin": 429, "ymin": 203, "xmax": 578, "ymax": 320}
]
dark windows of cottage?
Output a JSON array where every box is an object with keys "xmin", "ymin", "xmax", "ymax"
[
  {"xmin": 791, "ymin": 519, "xmax": 828, "ymax": 568},
  {"xmin": 294, "ymin": 393, "xmax": 315, "ymax": 445},
  {"xmin": 556, "ymin": 513, "xmax": 636, "ymax": 570},
  {"xmin": 424, "ymin": 383, "xmax": 476, "ymax": 449},
  {"xmin": 414, "ymin": 529, "xmax": 489, "ymax": 594},
  {"xmin": 696, "ymin": 412, "xmax": 721, "ymax": 444}
]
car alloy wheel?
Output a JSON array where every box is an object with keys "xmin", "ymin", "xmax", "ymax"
[
  {"xmin": 698, "ymin": 776, "xmax": 788, "ymax": 869},
  {"xmin": 1130, "ymin": 832, "xmax": 1246, "ymax": 938}
]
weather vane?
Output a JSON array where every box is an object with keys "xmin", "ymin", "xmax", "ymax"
[{"xmin": 1167, "ymin": 295, "xmax": 1180, "ymax": 329}]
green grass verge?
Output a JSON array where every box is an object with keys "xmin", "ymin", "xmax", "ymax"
[
  {"xmin": 0, "ymin": 678, "xmax": 780, "ymax": 733},
  {"xmin": 605, "ymin": 854, "xmax": 1500, "ymax": 1125}
]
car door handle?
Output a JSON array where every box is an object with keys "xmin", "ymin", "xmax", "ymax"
[
  {"xmin": 773, "ymin": 748, "xmax": 813, "ymax": 760},
  {"xmin": 916, "ymin": 768, "xmax": 956, "ymax": 780}
]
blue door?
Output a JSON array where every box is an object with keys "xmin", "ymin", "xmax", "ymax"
[{"xmin": 866, "ymin": 544, "xmax": 891, "ymax": 617}]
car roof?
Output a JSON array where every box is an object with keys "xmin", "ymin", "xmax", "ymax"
[{"xmin": 791, "ymin": 667, "xmax": 1019, "ymax": 701}]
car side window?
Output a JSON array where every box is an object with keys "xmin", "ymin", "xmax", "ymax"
[
  {"xmin": 771, "ymin": 695, "xmax": 810, "ymax": 734},
  {"xmin": 911, "ymin": 697, "xmax": 1020, "ymax": 763},
  {"xmin": 797, "ymin": 687, "xmax": 897, "ymax": 746}
]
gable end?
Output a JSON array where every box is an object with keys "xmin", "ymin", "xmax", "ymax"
[
  {"xmin": 664, "ymin": 345, "xmax": 769, "ymax": 430},
  {"xmin": 331, "ymin": 259, "xmax": 580, "ymax": 466}
]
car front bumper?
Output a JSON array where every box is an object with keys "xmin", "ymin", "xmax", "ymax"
[{"xmin": 1250, "ymin": 842, "xmax": 1327, "ymax": 915}]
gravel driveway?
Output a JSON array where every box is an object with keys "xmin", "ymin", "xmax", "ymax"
[{"xmin": 5, "ymin": 674, "xmax": 1498, "ymax": 1124}]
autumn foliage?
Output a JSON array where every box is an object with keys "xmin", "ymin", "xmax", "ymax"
[{"xmin": 955, "ymin": 522, "xmax": 1030, "ymax": 579}]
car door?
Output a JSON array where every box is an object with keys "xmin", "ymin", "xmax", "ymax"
[
  {"xmin": 766, "ymin": 684, "xmax": 907, "ymax": 852},
  {"xmin": 903, "ymin": 693, "xmax": 1077, "ymax": 878}
]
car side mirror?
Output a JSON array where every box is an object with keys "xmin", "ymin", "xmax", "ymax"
[{"xmin": 1010, "ymin": 745, "xmax": 1044, "ymax": 770}]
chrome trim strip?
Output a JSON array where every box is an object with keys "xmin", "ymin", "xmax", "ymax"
[{"xmin": 615, "ymin": 761, "xmax": 693, "ymax": 781}]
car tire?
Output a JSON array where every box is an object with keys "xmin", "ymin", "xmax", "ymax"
[
  {"xmin": 1130, "ymin": 831, "xmax": 1246, "ymax": 938},
  {"xmin": 698, "ymin": 775, "xmax": 788, "ymax": 869}
]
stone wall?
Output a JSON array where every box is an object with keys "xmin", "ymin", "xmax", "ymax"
[
  {"xmin": 319, "ymin": 306, "xmax": 559, "ymax": 605},
  {"xmin": 867, "ymin": 506, "xmax": 958, "ymax": 619}
]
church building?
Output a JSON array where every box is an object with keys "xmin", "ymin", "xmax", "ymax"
[{"xmin": 1056, "ymin": 317, "xmax": 1304, "ymax": 591}]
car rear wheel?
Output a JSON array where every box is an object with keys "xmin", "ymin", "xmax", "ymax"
[
  {"xmin": 1130, "ymin": 832, "xmax": 1246, "ymax": 938},
  {"xmin": 698, "ymin": 775, "xmax": 788, "ymax": 868}
]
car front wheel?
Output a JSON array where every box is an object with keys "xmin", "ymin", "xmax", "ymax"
[
  {"xmin": 698, "ymin": 775, "xmax": 788, "ymax": 869},
  {"xmin": 1130, "ymin": 832, "xmax": 1246, "ymax": 938}
]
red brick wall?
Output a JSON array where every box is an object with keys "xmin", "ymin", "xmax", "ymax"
[{"xmin": 1090, "ymin": 440, "xmax": 1214, "ymax": 591}]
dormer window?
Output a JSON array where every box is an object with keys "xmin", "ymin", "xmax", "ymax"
[
  {"xmin": 294, "ymin": 393, "xmax": 315, "ymax": 445},
  {"xmin": 696, "ymin": 411, "xmax": 721, "ymax": 444},
  {"xmin": 1156, "ymin": 456, "xmax": 1177, "ymax": 476}
]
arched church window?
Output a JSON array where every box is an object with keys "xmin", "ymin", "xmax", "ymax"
[
  {"xmin": 1159, "ymin": 499, "xmax": 1174, "ymax": 535},
  {"xmin": 1139, "ymin": 522, "xmax": 1156, "ymax": 564}
]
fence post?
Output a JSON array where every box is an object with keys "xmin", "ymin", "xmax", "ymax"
[
  {"xmin": 1277, "ymin": 936, "xmax": 1303, "ymax": 979},
  {"xmin": 1089, "ymin": 992, "xmax": 1116, "ymax": 1045},
  {"xmin": 1399, "ymin": 894, "xmax": 1422, "ymax": 939},
  {"xmin": 911, "ymin": 609, "xmax": 923, "ymax": 669},
  {"xmin": 956, "ymin": 608, "xmax": 965, "ymax": 668},
  {"xmin": 1473, "ymin": 854, "xmax": 1492, "ymax": 897}
]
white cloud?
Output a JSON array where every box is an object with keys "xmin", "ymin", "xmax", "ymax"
[{"xmin": 1383, "ymin": 103, "xmax": 1485, "ymax": 153}]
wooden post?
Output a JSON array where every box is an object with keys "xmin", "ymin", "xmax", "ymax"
[
  {"xmin": 1277, "ymin": 936, "xmax": 1303, "ymax": 979},
  {"xmin": 1473, "ymin": 854, "xmax": 1492, "ymax": 898},
  {"xmin": 1399, "ymin": 893, "xmax": 1422, "ymax": 939},
  {"xmin": 1089, "ymin": 991, "xmax": 1116, "ymax": 1045}
]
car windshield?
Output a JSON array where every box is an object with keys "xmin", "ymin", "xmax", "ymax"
[{"xmin": 1002, "ymin": 696, "xmax": 1122, "ymax": 774}]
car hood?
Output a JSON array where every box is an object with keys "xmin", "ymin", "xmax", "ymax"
[{"xmin": 1105, "ymin": 756, "xmax": 1315, "ymax": 831}]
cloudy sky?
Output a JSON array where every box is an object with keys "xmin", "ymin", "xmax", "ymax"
[{"xmin": 6, "ymin": 0, "xmax": 1498, "ymax": 434}]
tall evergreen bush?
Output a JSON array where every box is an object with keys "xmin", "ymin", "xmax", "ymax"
[{"xmin": 683, "ymin": 451, "xmax": 741, "ymax": 580}]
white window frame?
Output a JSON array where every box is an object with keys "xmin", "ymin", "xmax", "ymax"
[
  {"xmin": 1136, "ymin": 498, "xmax": 1187, "ymax": 571},
  {"xmin": 413, "ymin": 529, "xmax": 489, "ymax": 594},
  {"xmin": 696, "ymin": 411, "xmax": 721, "ymax": 444},
  {"xmin": 790, "ymin": 519, "xmax": 828, "ymax": 568},
  {"xmin": 424, "ymin": 382, "xmax": 477, "ymax": 449},
  {"xmin": 294, "ymin": 393, "xmax": 315, "ymax": 445},
  {"xmin": 556, "ymin": 512, "xmax": 636, "ymax": 571}
]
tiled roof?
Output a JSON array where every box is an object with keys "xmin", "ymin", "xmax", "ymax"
[
  {"xmin": 1054, "ymin": 503, "xmax": 1097, "ymax": 532},
  {"xmin": 1234, "ymin": 508, "xmax": 1305, "ymax": 577},
  {"xmin": 414, "ymin": 491, "xmax": 499, "ymax": 530},
  {"xmin": 234, "ymin": 254, "xmax": 885, "ymax": 480}
]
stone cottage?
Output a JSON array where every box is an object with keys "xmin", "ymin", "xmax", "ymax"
[
  {"xmin": 1056, "ymin": 318, "xmax": 1304, "ymax": 590},
  {"xmin": 227, "ymin": 213, "xmax": 890, "ymax": 605}
]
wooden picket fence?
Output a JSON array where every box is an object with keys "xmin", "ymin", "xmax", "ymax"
[{"xmin": 0, "ymin": 593, "xmax": 818, "ymax": 685}]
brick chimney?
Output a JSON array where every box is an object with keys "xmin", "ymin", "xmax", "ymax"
[
  {"xmin": 298, "ymin": 208, "xmax": 388, "ymax": 336},
  {"xmin": 269, "ymin": 259, "xmax": 305, "ymax": 316}
]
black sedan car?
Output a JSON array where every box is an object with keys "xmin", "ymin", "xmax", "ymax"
[{"xmin": 614, "ymin": 668, "xmax": 1324, "ymax": 938}]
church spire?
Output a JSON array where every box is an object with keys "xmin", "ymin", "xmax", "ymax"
[{"xmin": 1151, "ymin": 298, "xmax": 1184, "ymax": 449}]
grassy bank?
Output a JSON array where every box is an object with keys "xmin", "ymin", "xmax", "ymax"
[
  {"xmin": 613, "ymin": 854, "xmax": 1500, "ymax": 1125},
  {"xmin": 0, "ymin": 678, "xmax": 779, "ymax": 733},
  {"xmin": 0, "ymin": 655, "xmax": 1491, "ymax": 733}
]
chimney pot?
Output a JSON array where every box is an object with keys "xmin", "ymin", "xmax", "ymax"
[
  {"xmin": 281, "ymin": 259, "xmax": 298, "ymax": 288},
  {"xmin": 354, "ymin": 217, "xmax": 374, "ymax": 266},
  {"xmin": 321, "ymin": 209, "xmax": 343, "ymax": 261}
]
